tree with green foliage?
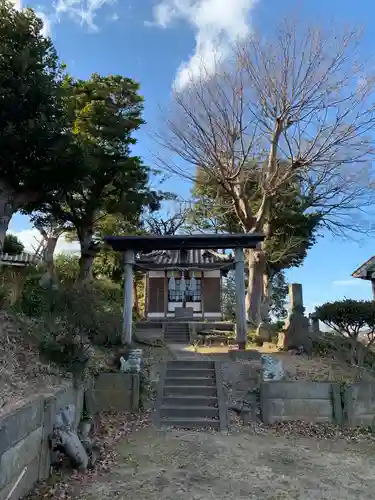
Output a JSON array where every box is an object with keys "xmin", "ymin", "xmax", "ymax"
[
  {"xmin": 34, "ymin": 74, "xmax": 160, "ymax": 282},
  {"xmin": 3, "ymin": 234, "xmax": 24, "ymax": 255},
  {"xmin": 315, "ymin": 299, "xmax": 375, "ymax": 365},
  {"xmin": 0, "ymin": 1, "xmax": 77, "ymax": 251},
  {"xmin": 268, "ymin": 271, "xmax": 289, "ymax": 321},
  {"xmin": 188, "ymin": 164, "xmax": 321, "ymax": 322}
]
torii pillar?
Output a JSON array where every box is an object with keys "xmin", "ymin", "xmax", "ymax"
[
  {"xmin": 122, "ymin": 249, "xmax": 135, "ymax": 345},
  {"xmin": 235, "ymin": 247, "xmax": 247, "ymax": 350}
]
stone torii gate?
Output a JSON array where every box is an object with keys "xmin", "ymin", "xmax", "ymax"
[{"xmin": 104, "ymin": 233, "xmax": 264, "ymax": 349}]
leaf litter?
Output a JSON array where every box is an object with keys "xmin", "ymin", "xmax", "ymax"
[{"xmin": 26, "ymin": 410, "xmax": 152, "ymax": 500}]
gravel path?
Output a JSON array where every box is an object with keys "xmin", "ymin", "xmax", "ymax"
[{"xmin": 79, "ymin": 426, "xmax": 375, "ymax": 499}]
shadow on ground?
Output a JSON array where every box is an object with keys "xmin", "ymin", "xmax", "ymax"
[{"xmin": 78, "ymin": 426, "xmax": 375, "ymax": 500}]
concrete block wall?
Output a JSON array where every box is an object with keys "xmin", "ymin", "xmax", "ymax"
[
  {"xmin": 343, "ymin": 383, "xmax": 375, "ymax": 427},
  {"xmin": 0, "ymin": 385, "xmax": 83, "ymax": 500},
  {"xmin": 85, "ymin": 373, "xmax": 140, "ymax": 414},
  {"xmin": 260, "ymin": 381, "xmax": 342, "ymax": 425}
]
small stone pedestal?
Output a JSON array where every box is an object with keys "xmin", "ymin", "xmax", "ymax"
[{"xmin": 174, "ymin": 307, "xmax": 194, "ymax": 320}]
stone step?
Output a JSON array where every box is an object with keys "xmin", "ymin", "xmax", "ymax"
[
  {"xmin": 165, "ymin": 377, "xmax": 216, "ymax": 387},
  {"xmin": 164, "ymin": 334, "xmax": 190, "ymax": 338},
  {"xmin": 162, "ymin": 395, "xmax": 218, "ymax": 407},
  {"xmin": 166, "ymin": 368, "xmax": 215, "ymax": 378},
  {"xmin": 160, "ymin": 405, "xmax": 219, "ymax": 419},
  {"xmin": 163, "ymin": 385, "xmax": 217, "ymax": 397},
  {"xmin": 167, "ymin": 360, "xmax": 215, "ymax": 370},
  {"xmin": 164, "ymin": 338, "xmax": 189, "ymax": 344},
  {"xmin": 159, "ymin": 417, "xmax": 220, "ymax": 429}
]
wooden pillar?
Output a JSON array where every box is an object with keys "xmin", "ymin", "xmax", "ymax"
[
  {"xmin": 201, "ymin": 271, "xmax": 205, "ymax": 320},
  {"xmin": 372, "ymin": 280, "xmax": 375, "ymax": 300},
  {"xmin": 144, "ymin": 273, "xmax": 149, "ymax": 319},
  {"xmin": 235, "ymin": 247, "xmax": 247, "ymax": 350},
  {"xmin": 122, "ymin": 249, "xmax": 135, "ymax": 345},
  {"xmin": 164, "ymin": 270, "xmax": 168, "ymax": 318}
]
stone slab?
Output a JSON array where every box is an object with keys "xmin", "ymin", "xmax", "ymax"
[
  {"xmin": 95, "ymin": 373, "xmax": 133, "ymax": 392},
  {"xmin": 174, "ymin": 307, "xmax": 194, "ymax": 319},
  {"xmin": 0, "ymin": 456, "xmax": 40, "ymax": 500},
  {"xmin": 0, "ymin": 426, "xmax": 43, "ymax": 490},
  {"xmin": 215, "ymin": 361, "xmax": 228, "ymax": 431},
  {"xmin": 0, "ymin": 398, "xmax": 43, "ymax": 455},
  {"xmin": 262, "ymin": 398, "xmax": 333, "ymax": 424},
  {"xmin": 261, "ymin": 381, "xmax": 332, "ymax": 400},
  {"xmin": 87, "ymin": 373, "xmax": 139, "ymax": 413},
  {"xmin": 343, "ymin": 383, "xmax": 375, "ymax": 427}
]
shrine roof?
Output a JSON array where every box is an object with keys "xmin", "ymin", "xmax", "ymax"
[
  {"xmin": 104, "ymin": 232, "xmax": 263, "ymax": 252},
  {"xmin": 352, "ymin": 255, "xmax": 375, "ymax": 280},
  {"xmin": 136, "ymin": 249, "xmax": 234, "ymax": 270},
  {"xmin": 0, "ymin": 252, "xmax": 39, "ymax": 267}
]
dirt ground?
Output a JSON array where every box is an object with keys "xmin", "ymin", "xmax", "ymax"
[{"xmin": 77, "ymin": 426, "xmax": 375, "ymax": 500}]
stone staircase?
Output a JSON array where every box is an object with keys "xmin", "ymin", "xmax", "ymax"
[
  {"xmin": 156, "ymin": 360, "xmax": 224, "ymax": 429},
  {"xmin": 164, "ymin": 322, "xmax": 190, "ymax": 343}
]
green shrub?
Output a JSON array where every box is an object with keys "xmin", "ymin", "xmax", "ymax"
[
  {"xmin": 17, "ymin": 277, "xmax": 123, "ymax": 347},
  {"xmin": 35, "ymin": 316, "xmax": 93, "ymax": 379},
  {"xmin": 55, "ymin": 254, "xmax": 80, "ymax": 285},
  {"xmin": 0, "ymin": 284, "xmax": 8, "ymax": 307},
  {"xmin": 247, "ymin": 330, "xmax": 257, "ymax": 343},
  {"xmin": 315, "ymin": 299, "xmax": 375, "ymax": 339},
  {"xmin": 314, "ymin": 299, "xmax": 375, "ymax": 366},
  {"xmin": 254, "ymin": 337, "xmax": 264, "ymax": 347}
]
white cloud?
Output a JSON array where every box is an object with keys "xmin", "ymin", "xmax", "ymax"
[
  {"xmin": 148, "ymin": 0, "xmax": 259, "ymax": 90},
  {"xmin": 11, "ymin": 228, "xmax": 80, "ymax": 255},
  {"xmin": 332, "ymin": 279, "xmax": 366, "ymax": 287},
  {"xmin": 36, "ymin": 11, "xmax": 52, "ymax": 37},
  {"xmin": 53, "ymin": 0, "xmax": 117, "ymax": 31},
  {"xmin": 11, "ymin": 0, "xmax": 22, "ymax": 10}
]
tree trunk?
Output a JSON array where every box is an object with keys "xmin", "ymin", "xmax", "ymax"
[
  {"xmin": 78, "ymin": 228, "xmax": 95, "ymax": 283},
  {"xmin": 260, "ymin": 272, "xmax": 272, "ymax": 322},
  {"xmin": 0, "ymin": 183, "xmax": 38, "ymax": 254},
  {"xmin": 40, "ymin": 236, "xmax": 59, "ymax": 288},
  {"xmin": 246, "ymin": 249, "xmax": 266, "ymax": 327},
  {"xmin": 0, "ymin": 191, "xmax": 16, "ymax": 254},
  {"xmin": 133, "ymin": 279, "xmax": 140, "ymax": 318}
]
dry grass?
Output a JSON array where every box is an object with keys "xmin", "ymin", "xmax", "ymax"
[
  {"xmin": 186, "ymin": 343, "xmax": 375, "ymax": 383},
  {"xmin": 0, "ymin": 310, "xmax": 70, "ymax": 417}
]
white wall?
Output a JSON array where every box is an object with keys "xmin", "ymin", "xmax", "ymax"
[
  {"xmin": 204, "ymin": 270, "xmax": 221, "ymax": 278},
  {"xmin": 147, "ymin": 312, "xmax": 221, "ymax": 319},
  {"xmin": 149, "ymin": 270, "xmax": 165, "ymax": 278},
  {"xmin": 168, "ymin": 302, "xmax": 201, "ymax": 312}
]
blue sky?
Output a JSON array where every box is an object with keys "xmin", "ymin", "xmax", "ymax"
[{"xmin": 9, "ymin": 0, "xmax": 375, "ymax": 312}]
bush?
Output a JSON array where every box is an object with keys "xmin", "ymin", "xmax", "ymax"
[
  {"xmin": 55, "ymin": 254, "xmax": 80, "ymax": 285},
  {"xmin": 0, "ymin": 284, "xmax": 8, "ymax": 307},
  {"xmin": 36, "ymin": 318, "xmax": 91, "ymax": 369},
  {"xmin": 314, "ymin": 299, "xmax": 375, "ymax": 366},
  {"xmin": 247, "ymin": 330, "xmax": 264, "ymax": 347},
  {"xmin": 17, "ymin": 277, "xmax": 123, "ymax": 347}
]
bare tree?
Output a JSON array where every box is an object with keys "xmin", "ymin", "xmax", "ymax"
[
  {"xmin": 156, "ymin": 20, "xmax": 375, "ymax": 326},
  {"xmin": 34, "ymin": 219, "xmax": 67, "ymax": 289},
  {"xmin": 143, "ymin": 204, "xmax": 189, "ymax": 236}
]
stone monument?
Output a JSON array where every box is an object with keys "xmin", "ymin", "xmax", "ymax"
[{"xmin": 280, "ymin": 283, "xmax": 311, "ymax": 351}]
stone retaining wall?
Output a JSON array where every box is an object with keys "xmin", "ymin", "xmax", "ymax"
[
  {"xmin": 260, "ymin": 381, "xmax": 342, "ymax": 425},
  {"xmin": 85, "ymin": 373, "xmax": 140, "ymax": 414},
  {"xmin": 0, "ymin": 385, "xmax": 83, "ymax": 500},
  {"xmin": 0, "ymin": 372, "xmax": 139, "ymax": 500},
  {"xmin": 343, "ymin": 383, "xmax": 375, "ymax": 427}
]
